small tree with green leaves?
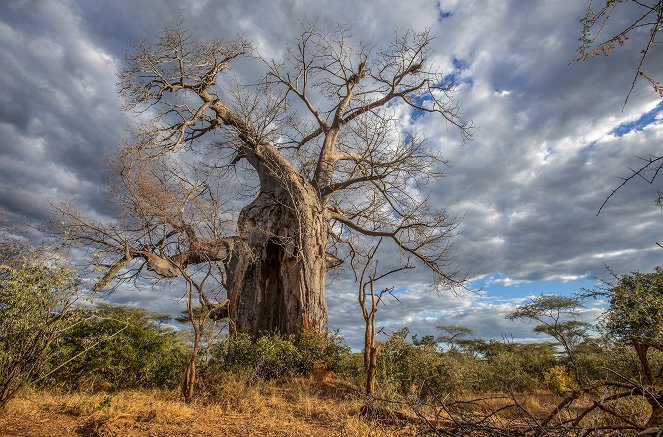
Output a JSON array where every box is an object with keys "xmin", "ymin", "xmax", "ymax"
[
  {"xmin": 0, "ymin": 257, "xmax": 81, "ymax": 410},
  {"xmin": 508, "ymin": 294, "xmax": 590, "ymax": 385},
  {"xmin": 508, "ymin": 272, "xmax": 663, "ymax": 433},
  {"xmin": 436, "ymin": 324, "xmax": 475, "ymax": 354},
  {"xmin": 590, "ymin": 267, "xmax": 663, "ymax": 428}
]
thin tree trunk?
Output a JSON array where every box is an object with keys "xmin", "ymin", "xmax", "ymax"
[
  {"xmin": 366, "ymin": 345, "xmax": 379, "ymax": 395},
  {"xmin": 182, "ymin": 331, "xmax": 201, "ymax": 403},
  {"xmin": 182, "ymin": 357, "xmax": 196, "ymax": 403},
  {"xmin": 361, "ymin": 277, "xmax": 379, "ymax": 395},
  {"xmin": 363, "ymin": 325, "xmax": 371, "ymax": 371}
]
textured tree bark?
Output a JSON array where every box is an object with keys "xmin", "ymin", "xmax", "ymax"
[
  {"xmin": 182, "ymin": 331, "xmax": 200, "ymax": 403},
  {"xmin": 366, "ymin": 345, "xmax": 379, "ymax": 395},
  {"xmin": 223, "ymin": 162, "xmax": 329, "ymax": 336}
]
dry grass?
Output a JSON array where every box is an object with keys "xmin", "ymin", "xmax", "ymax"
[
  {"xmin": 0, "ymin": 377, "xmax": 420, "ymax": 436},
  {"xmin": 1, "ymin": 381, "xmax": 650, "ymax": 436}
]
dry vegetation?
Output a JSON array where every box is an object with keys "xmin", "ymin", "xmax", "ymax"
[
  {"xmin": 4, "ymin": 383, "xmax": 654, "ymax": 436},
  {"xmin": 0, "ymin": 250, "xmax": 660, "ymax": 435},
  {"xmin": 0, "ymin": 380, "xmax": 423, "ymax": 437}
]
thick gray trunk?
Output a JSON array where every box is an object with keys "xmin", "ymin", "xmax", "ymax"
[{"xmin": 224, "ymin": 176, "xmax": 328, "ymax": 336}]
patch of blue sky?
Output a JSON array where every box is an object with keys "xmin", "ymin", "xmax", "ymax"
[
  {"xmin": 611, "ymin": 101, "xmax": 663, "ymax": 137},
  {"xmin": 418, "ymin": 311, "xmax": 443, "ymax": 319},
  {"xmin": 391, "ymin": 286, "xmax": 409, "ymax": 295},
  {"xmin": 409, "ymin": 60, "xmax": 472, "ymax": 121},
  {"xmin": 442, "ymin": 73, "xmax": 461, "ymax": 88},
  {"xmin": 438, "ymin": 10, "xmax": 452, "ymax": 20},
  {"xmin": 410, "ymin": 94, "xmax": 433, "ymax": 121},
  {"xmin": 452, "ymin": 58, "xmax": 469, "ymax": 71},
  {"xmin": 434, "ymin": 58, "xmax": 470, "ymax": 90},
  {"xmin": 544, "ymin": 147, "xmax": 554, "ymax": 160},
  {"xmin": 470, "ymin": 272, "xmax": 596, "ymax": 299},
  {"xmin": 436, "ymin": 1, "xmax": 453, "ymax": 21},
  {"xmin": 441, "ymin": 59, "xmax": 473, "ymax": 89}
]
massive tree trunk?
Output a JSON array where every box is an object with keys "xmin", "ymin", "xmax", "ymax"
[{"xmin": 222, "ymin": 147, "xmax": 329, "ymax": 336}]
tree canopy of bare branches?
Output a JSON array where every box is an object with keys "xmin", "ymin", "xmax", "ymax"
[{"xmin": 55, "ymin": 23, "xmax": 470, "ymax": 336}]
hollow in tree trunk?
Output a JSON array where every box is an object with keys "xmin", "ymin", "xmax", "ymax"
[{"xmin": 223, "ymin": 170, "xmax": 329, "ymax": 336}]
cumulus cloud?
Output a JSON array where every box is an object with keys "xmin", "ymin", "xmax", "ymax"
[{"xmin": 1, "ymin": 0, "xmax": 661, "ymax": 348}]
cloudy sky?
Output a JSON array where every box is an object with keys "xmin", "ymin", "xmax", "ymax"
[{"xmin": 1, "ymin": 0, "xmax": 661, "ymax": 348}]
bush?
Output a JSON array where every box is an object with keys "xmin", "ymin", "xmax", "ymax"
[
  {"xmin": 296, "ymin": 330, "xmax": 351, "ymax": 374},
  {"xmin": 209, "ymin": 330, "xmax": 351, "ymax": 380},
  {"xmin": 0, "ymin": 256, "xmax": 81, "ymax": 409},
  {"xmin": 544, "ymin": 365, "xmax": 577, "ymax": 394},
  {"xmin": 377, "ymin": 328, "xmax": 446, "ymax": 396},
  {"xmin": 51, "ymin": 304, "xmax": 189, "ymax": 390},
  {"xmin": 484, "ymin": 350, "xmax": 539, "ymax": 392},
  {"xmin": 436, "ymin": 353, "xmax": 490, "ymax": 393},
  {"xmin": 374, "ymin": 329, "xmax": 563, "ymax": 397}
]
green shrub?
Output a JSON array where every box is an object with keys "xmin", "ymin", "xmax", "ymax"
[
  {"xmin": 51, "ymin": 304, "xmax": 189, "ymax": 390},
  {"xmin": 0, "ymin": 257, "xmax": 81, "ymax": 409},
  {"xmin": 377, "ymin": 328, "xmax": 446, "ymax": 396},
  {"xmin": 252, "ymin": 334, "xmax": 301, "ymax": 379},
  {"xmin": 544, "ymin": 365, "xmax": 577, "ymax": 394},
  {"xmin": 483, "ymin": 350, "xmax": 539, "ymax": 392},
  {"xmin": 334, "ymin": 352, "xmax": 364, "ymax": 380},
  {"xmin": 374, "ymin": 329, "xmax": 562, "ymax": 396},
  {"xmin": 436, "ymin": 353, "xmax": 490, "ymax": 393},
  {"xmin": 296, "ymin": 330, "xmax": 351, "ymax": 374},
  {"xmin": 210, "ymin": 330, "xmax": 352, "ymax": 380}
]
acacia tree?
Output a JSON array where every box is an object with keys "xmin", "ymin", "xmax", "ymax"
[
  {"xmin": 594, "ymin": 267, "xmax": 663, "ymax": 428},
  {"xmin": 507, "ymin": 276, "xmax": 663, "ymax": 432},
  {"xmin": 57, "ymin": 24, "xmax": 468, "ymax": 336},
  {"xmin": 435, "ymin": 324, "xmax": 476, "ymax": 353},
  {"xmin": 508, "ymin": 294, "xmax": 591, "ymax": 385}
]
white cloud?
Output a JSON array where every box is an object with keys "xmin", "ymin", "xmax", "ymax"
[
  {"xmin": 0, "ymin": 0, "xmax": 661, "ymax": 347},
  {"xmin": 492, "ymin": 277, "xmax": 532, "ymax": 287}
]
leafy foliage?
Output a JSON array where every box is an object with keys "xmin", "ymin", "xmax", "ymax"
[
  {"xmin": 0, "ymin": 256, "xmax": 81, "ymax": 409},
  {"xmin": 375, "ymin": 328, "xmax": 561, "ymax": 396},
  {"xmin": 209, "ymin": 331, "xmax": 351, "ymax": 380},
  {"xmin": 543, "ymin": 365, "xmax": 578, "ymax": 394},
  {"xmin": 51, "ymin": 304, "xmax": 189, "ymax": 390},
  {"xmin": 600, "ymin": 267, "xmax": 663, "ymax": 345}
]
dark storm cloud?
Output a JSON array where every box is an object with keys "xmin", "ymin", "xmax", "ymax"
[
  {"xmin": 1, "ymin": 0, "xmax": 661, "ymax": 345},
  {"xmin": 0, "ymin": 0, "xmax": 128, "ymax": 222}
]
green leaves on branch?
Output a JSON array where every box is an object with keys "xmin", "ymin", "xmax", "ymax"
[
  {"xmin": 52, "ymin": 304, "xmax": 189, "ymax": 390},
  {"xmin": 0, "ymin": 257, "xmax": 81, "ymax": 410},
  {"xmin": 600, "ymin": 267, "xmax": 663, "ymax": 345}
]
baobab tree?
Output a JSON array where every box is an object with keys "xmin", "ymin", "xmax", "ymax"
[{"xmin": 57, "ymin": 23, "xmax": 469, "ymax": 336}]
